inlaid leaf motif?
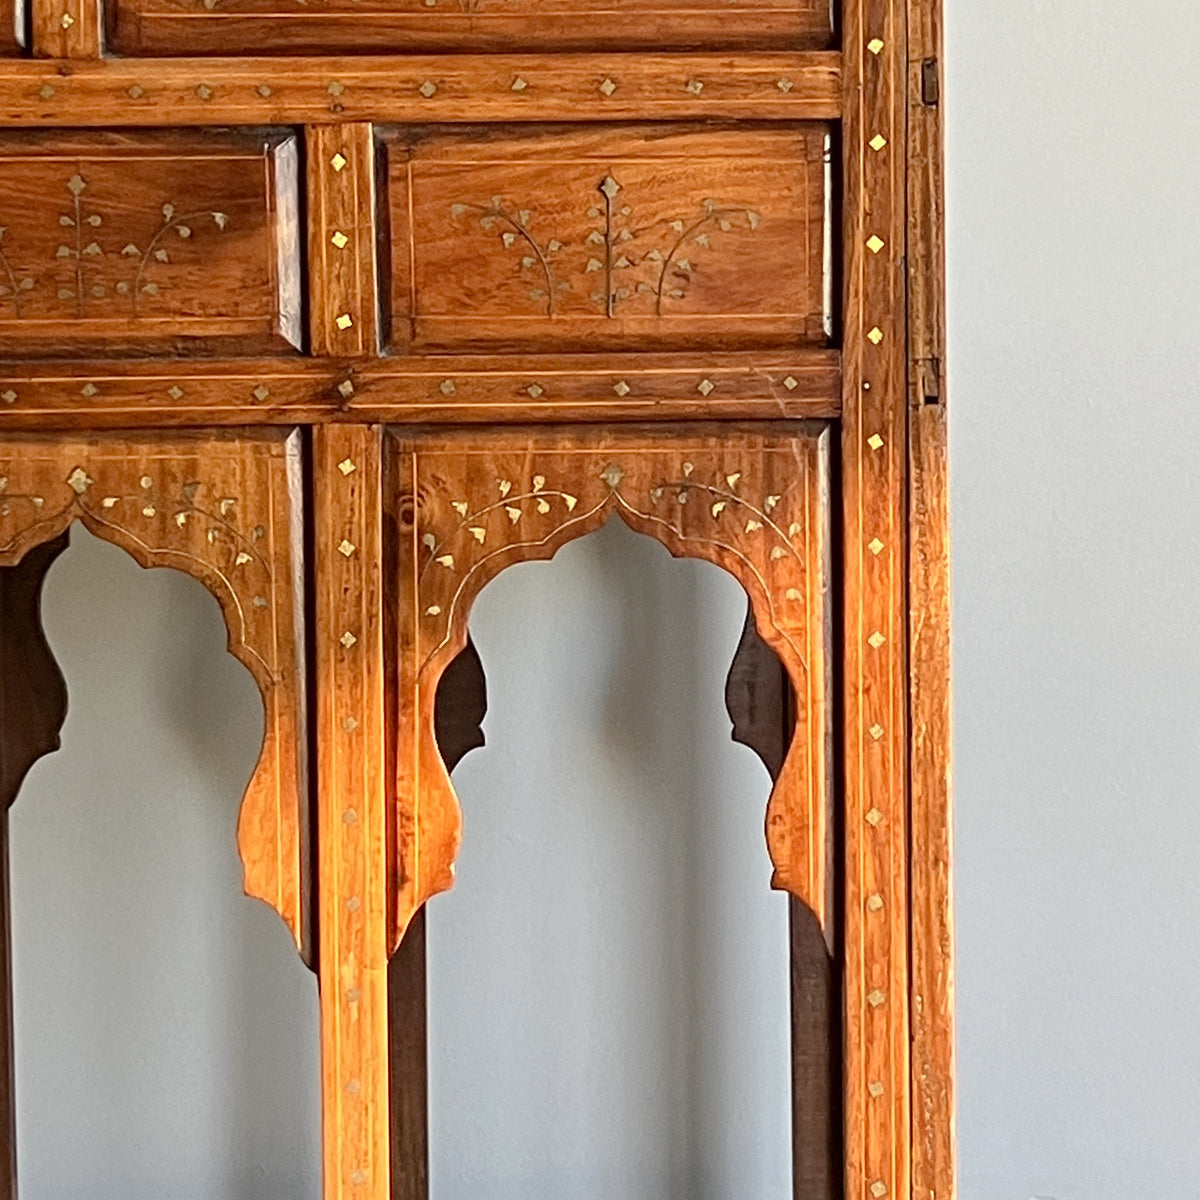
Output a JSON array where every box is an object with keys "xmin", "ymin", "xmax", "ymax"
[{"xmin": 448, "ymin": 173, "xmax": 762, "ymax": 320}]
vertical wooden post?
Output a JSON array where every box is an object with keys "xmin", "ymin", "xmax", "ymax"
[
  {"xmin": 842, "ymin": 0, "xmax": 913, "ymax": 1197},
  {"xmin": 31, "ymin": 0, "xmax": 101, "ymax": 57},
  {"xmin": 307, "ymin": 124, "xmax": 380, "ymax": 361},
  {"xmin": 314, "ymin": 425, "xmax": 392, "ymax": 1200},
  {"xmin": 907, "ymin": 0, "xmax": 955, "ymax": 1195}
]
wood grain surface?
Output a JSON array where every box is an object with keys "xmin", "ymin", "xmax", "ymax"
[
  {"xmin": 907, "ymin": 1, "xmax": 954, "ymax": 1195},
  {"xmin": 0, "ymin": 430, "xmax": 311, "ymax": 958},
  {"xmin": 0, "ymin": 130, "xmax": 301, "ymax": 357},
  {"xmin": 0, "ymin": 350, "xmax": 842, "ymax": 428},
  {"xmin": 109, "ymin": 0, "xmax": 835, "ymax": 57},
  {"xmin": 840, "ymin": 1, "xmax": 913, "ymax": 1197},
  {"xmin": 313, "ymin": 424, "xmax": 393, "ymax": 1200},
  {"xmin": 385, "ymin": 123, "xmax": 830, "ymax": 353},
  {"xmin": 391, "ymin": 422, "xmax": 831, "ymax": 952},
  {"xmin": 0, "ymin": 52, "xmax": 842, "ymax": 125}
]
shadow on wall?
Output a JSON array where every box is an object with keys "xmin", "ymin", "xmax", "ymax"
[
  {"xmin": 10, "ymin": 527, "xmax": 321, "ymax": 1200},
  {"xmin": 427, "ymin": 518, "xmax": 793, "ymax": 1200}
]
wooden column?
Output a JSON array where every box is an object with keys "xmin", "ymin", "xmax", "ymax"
[
  {"xmin": 314, "ymin": 425, "xmax": 392, "ymax": 1200},
  {"xmin": 307, "ymin": 124, "xmax": 380, "ymax": 361},
  {"xmin": 907, "ymin": 0, "xmax": 955, "ymax": 1195},
  {"xmin": 842, "ymin": 1, "xmax": 913, "ymax": 1198},
  {"xmin": 31, "ymin": 0, "xmax": 101, "ymax": 57}
]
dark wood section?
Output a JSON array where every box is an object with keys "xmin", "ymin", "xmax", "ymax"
[
  {"xmin": 0, "ymin": 130, "xmax": 302, "ymax": 357},
  {"xmin": 725, "ymin": 600, "xmax": 795, "ymax": 781},
  {"xmin": 109, "ymin": 0, "xmax": 835, "ymax": 57},
  {"xmin": 0, "ymin": 0, "xmax": 21, "ymax": 55},
  {"xmin": 0, "ymin": 532, "xmax": 68, "ymax": 816},
  {"xmin": 434, "ymin": 638, "xmax": 487, "ymax": 773},
  {"xmin": 790, "ymin": 897, "xmax": 841, "ymax": 1200},
  {"xmin": 385, "ymin": 124, "xmax": 831, "ymax": 354},
  {"xmin": 387, "ymin": 911, "xmax": 428, "ymax": 1200}
]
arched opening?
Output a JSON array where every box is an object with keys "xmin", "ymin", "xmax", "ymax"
[
  {"xmin": 9, "ymin": 528, "xmax": 320, "ymax": 1200},
  {"xmin": 423, "ymin": 517, "xmax": 828, "ymax": 1200}
]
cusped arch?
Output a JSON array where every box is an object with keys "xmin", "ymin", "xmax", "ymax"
[
  {"xmin": 0, "ymin": 432, "xmax": 309, "ymax": 961},
  {"xmin": 394, "ymin": 425, "xmax": 831, "ymax": 953}
]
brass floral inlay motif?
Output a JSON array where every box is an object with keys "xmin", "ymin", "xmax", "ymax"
[
  {"xmin": 450, "ymin": 176, "xmax": 761, "ymax": 319},
  {"xmin": 0, "ymin": 171, "xmax": 230, "ymax": 319}
]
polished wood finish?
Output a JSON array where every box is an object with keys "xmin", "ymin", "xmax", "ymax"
[
  {"xmin": 32, "ymin": 0, "xmax": 101, "ymax": 59},
  {"xmin": 0, "ymin": 130, "xmax": 302, "ymax": 358},
  {"xmin": 385, "ymin": 124, "xmax": 830, "ymax": 353},
  {"xmin": 840, "ymin": 2, "xmax": 913, "ymax": 1197},
  {"xmin": 313, "ymin": 424, "xmax": 393, "ymax": 1200},
  {"xmin": 392, "ymin": 422, "xmax": 831, "ymax": 950},
  {"xmin": 109, "ymin": 0, "xmax": 835, "ymax": 57},
  {"xmin": 907, "ymin": 3, "xmax": 954, "ymax": 1197},
  {"xmin": 308, "ymin": 123, "xmax": 379, "ymax": 359},
  {"xmin": 0, "ymin": 0, "xmax": 952, "ymax": 1196},
  {"xmin": 0, "ymin": 350, "xmax": 842, "ymax": 428},
  {"xmin": 0, "ymin": 431, "xmax": 310, "ymax": 956},
  {"xmin": 0, "ymin": 52, "xmax": 842, "ymax": 125}
]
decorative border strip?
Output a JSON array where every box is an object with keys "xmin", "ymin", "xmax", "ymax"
[
  {"xmin": 314, "ymin": 424, "xmax": 392, "ymax": 1200},
  {"xmin": 842, "ymin": 1, "xmax": 912, "ymax": 1199},
  {"xmin": 0, "ymin": 52, "xmax": 839, "ymax": 125},
  {"xmin": 905, "ymin": 0, "xmax": 954, "ymax": 1196},
  {"xmin": 0, "ymin": 351, "xmax": 842, "ymax": 426}
]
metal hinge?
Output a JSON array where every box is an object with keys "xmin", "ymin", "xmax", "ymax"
[{"xmin": 921, "ymin": 57, "xmax": 940, "ymax": 107}]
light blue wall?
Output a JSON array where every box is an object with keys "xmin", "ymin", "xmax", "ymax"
[
  {"xmin": 948, "ymin": 2, "xmax": 1200, "ymax": 1196},
  {"xmin": 13, "ymin": 531, "xmax": 321, "ymax": 1200}
]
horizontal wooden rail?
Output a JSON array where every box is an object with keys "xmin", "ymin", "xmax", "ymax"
[
  {"xmin": 0, "ymin": 52, "xmax": 841, "ymax": 125},
  {"xmin": 0, "ymin": 350, "xmax": 842, "ymax": 427}
]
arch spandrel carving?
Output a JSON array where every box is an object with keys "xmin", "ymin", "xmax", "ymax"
[
  {"xmin": 392, "ymin": 423, "xmax": 831, "ymax": 953},
  {"xmin": 0, "ymin": 430, "xmax": 310, "ymax": 961}
]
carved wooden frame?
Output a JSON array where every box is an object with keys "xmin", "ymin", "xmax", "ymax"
[{"xmin": 0, "ymin": 0, "xmax": 952, "ymax": 1196}]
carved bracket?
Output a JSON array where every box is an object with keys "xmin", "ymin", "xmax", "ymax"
[
  {"xmin": 392, "ymin": 424, "xmax": 830, "ymax": 952},
  {"xmin": 0, "ymin": 432, "xmax": 309, "ymax": 959}
]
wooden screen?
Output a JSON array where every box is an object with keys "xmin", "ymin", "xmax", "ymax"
[{"xmin": 0, "ymin": 1, "xmax": 952, "ymax": 1199}]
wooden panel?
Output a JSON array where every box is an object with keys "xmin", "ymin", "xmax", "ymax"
[
  {"xmin": 0, "ymin": 130, "xmax": 301, "ymax": 357},
  {"xmin": 307, "ymin": 124, "xmax": 379, "ymax": 359},
  {"xmin": 386, "ymin": 124, "xmax": 830, "ymax": 354},
  {"xmin": 0, "ymin": 430, "xmax": 310, "ymax": 958},
  {"xmin": 109, "ymin": 0, "xmax": 835, "ymax": 57},
  {"xmin": 840, "ymin": 1, "xmax": 913, "ymax": 1198},
  {"xmin": 313, "ymin": 425, "xmax": 392, "ymax": 1200},
  {"xmin": 0, "ymin": 53, "xmax": 842, "ymax": 126},
  {"xmin": 391, "ymin": 422, "xmax": 830, "ymax": 952},
  {"xmin": 0, "ymin": 350, "xmax": 841, "ymax": 428}
]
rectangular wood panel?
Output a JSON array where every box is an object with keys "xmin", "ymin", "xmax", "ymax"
[
  {"xmin": 108, "ymin": 0, "xmax": 835, "ymax": 57},
  {"xmin": 385, "ymin": 124, "xmax": 831, "ymax": 355},
  {"xmin": 0, "ymin": 130, "xmax": 302, "ymax": 357}
]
